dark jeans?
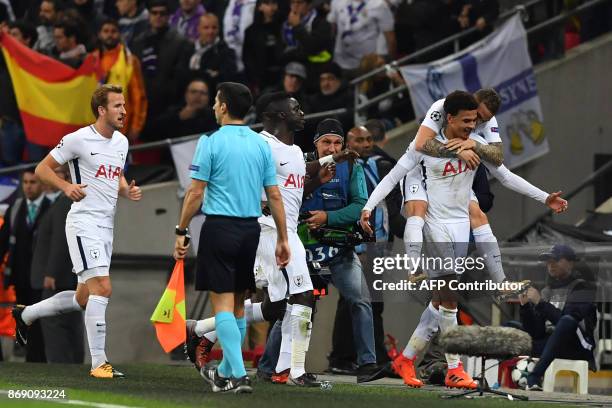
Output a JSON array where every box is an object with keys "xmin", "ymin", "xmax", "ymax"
[
  {"xmin": 528, "ymin": 315, "xmax": 594, "ymax": 382},
  {"xmin": 258, "ymin": 319, "xmax": 282, "ymax": 375},
  {"xmin": 0, "ymin": 119, "xmax": 47, "ymax": 165}
]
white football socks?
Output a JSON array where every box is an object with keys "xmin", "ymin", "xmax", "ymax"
[
  {"xmin": 21, "ymin": 290, "xmax": 82, "ymax": 325},
  {"xmin": 438, "ymin": 305, "xmax": 460, "ymax": 369},
  {"xmin": 403, "ymin": 302, "xmax": 440, "ymax": 359},
  {"xmin": 290, "ymin": 304, "xmax": 312, "ymax": 379},
  {"xmin": 85, "ymin": 295, "xmax": 109, "ymax": 370},
  {"xmin": 404, "ymin": 216, "xmax": 424, "ymax": 274},
  {"xmin": 275, "ymin": 304, "xmax": 293, "ymax": 374},
  {"xmin": 473, "ymin": 224, "xmax": 506, "ymax": 283}
]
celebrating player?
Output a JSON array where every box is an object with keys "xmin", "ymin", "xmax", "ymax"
[{"xmin": 13, "ymin": 84, "xmax": 142, "ymax": 378}]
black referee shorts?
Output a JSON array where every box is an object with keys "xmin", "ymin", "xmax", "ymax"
[{"xmin": 196, "ymin": 215, "xmax": 261, "ymax": 293}]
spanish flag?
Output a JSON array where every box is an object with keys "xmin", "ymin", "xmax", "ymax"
[
  {"xmin": 0, "ymin": 32, "xmax": 102, "ymax": 147},
  {"xmin": 151, "ymin": 260, "xmax": 187, "ymax": 353}
]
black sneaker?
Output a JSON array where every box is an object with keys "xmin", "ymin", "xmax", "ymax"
[
  {"xmin": 12, "ymin": 305, "xmax": 28, "ymax": 346},
  {"xmin": 185, "ymin": 320, "xmax": 215, "ymax": 372},
  {"xmin": 290, "ymin": 373, "xmax": 321, "ymax": 387},
  {"xmin": 255, "ymin": 370, "xmax": 273, "ymax": 383},
  {"xmin": 220, "ymin": 376, "xmax": 253, "ymax": 394},
  {"xmin": 326, "ymin": 361, "xmax": 358, "ymax": 376},
  {"xmin": 201, "ymin": 367, "xmax": 229, "ymax": 392},
  {"xmin": 356, "ymin": 363, "xmax": 387, "ymax": 383}
]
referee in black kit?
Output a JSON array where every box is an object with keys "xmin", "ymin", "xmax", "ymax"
[{"xmin": 174, "ymin": 82, "xmax": 290, "ymax": 394}]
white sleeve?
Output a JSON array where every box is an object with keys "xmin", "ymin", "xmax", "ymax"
[
  {"xmin": 420, "ymin": 99, "xmax": 445, "ymax": 133},
  {"xmin": 376, "ymin": 1, "xmax": 395, "ymax": 32},
  {"xmin": 49, "ymin": 133, "xmax": 79, "ymax": 165},
  {"xmin": 481, "ymin": 116, "xmax": 502, "ymax": 144},
  {"xmin": 483, "ymin": 162, "xmax": 549, "ymax": 203},
  {"xmin": 363, "ymin": 150, "xmax": 421, "ymax": 211}
]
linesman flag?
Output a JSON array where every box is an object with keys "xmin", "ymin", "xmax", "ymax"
[
  {"xmin": 151, "ymin": 260, "xmax": 186, "ymax": 353},
  {"xmin": 0, "ymin": 32, "xmax": 102, "ymax": 147}
]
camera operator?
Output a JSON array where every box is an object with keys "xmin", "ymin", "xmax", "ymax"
[{"xmin": 298, "ymin": 118, "xmax": 383, "ymax": 383}]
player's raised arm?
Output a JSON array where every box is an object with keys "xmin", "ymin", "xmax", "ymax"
[
  {"xmin": 35, "ymin": 154, "xmax": 87, "ymax": 202},
  {"xmin": 483, "ymin": 162, "xmax": 568, "ymax": 213},
  {"xmin": 360, "ymin": 149, "xmax": 421, "ymax": 234}
]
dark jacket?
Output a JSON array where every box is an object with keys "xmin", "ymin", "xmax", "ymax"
[
  {"xmin": 308, "ymin": 85, "xmax": 354, "ymax": 131},
  {"xmin": 0, "ymin": 53, "xmax": 20, "ymax": 123},
  {"xmin": 132, "ymin": 27, "xmax": 194, "ymax": 117},
  {"xmin": 150, "ymin": 105, "xmax": 218, "ymax": 141},
  {"xmin": 0, "ymin": 195, "xmax": 51, "ymax": 289},
  {"xmin": 30, "ymin": 195, "xmax": 76, "ymax": 291},
  {"xmin": 243, "ymin": 20, "xmax": 284, "ymax": 92},
  {"xmin": 184, "ymin": 39, "xmax": 238, "ymax": 97},
  {"xmin": 520, "ymin": 272, "xmax": 597, "ymax": 352}
]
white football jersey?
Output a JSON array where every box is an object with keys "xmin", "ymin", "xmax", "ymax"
[
  {"xmin": 398, "ymin": 131, "xmax": 488, "ymax": 224},
  {"xmin": 258, "ymin": 131, "xmax": 305, "ymax": 232},
  {"xmin": 421, "ymin": 98, "xmax": 502, "ymax": 144},
  {"xmin": 50, "ymin": 125, "xmax": 129, "ymax": 227}
]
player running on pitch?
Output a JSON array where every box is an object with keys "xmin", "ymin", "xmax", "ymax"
[{"xmin": 13, "ymin": 84, "xmax": 142, "ymax": 378}]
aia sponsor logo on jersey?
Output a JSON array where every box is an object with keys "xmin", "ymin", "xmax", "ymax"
[
  {"xmin": 95, "ymin": 164, "xmax": 122, "ymax": 180},
  {"xmin": 442, "ymin": 160, "xmax": 471, "ymax": 176},
  {"xmin": 284, "ymin": 174, "xmax": 304, "ymax": 189}
]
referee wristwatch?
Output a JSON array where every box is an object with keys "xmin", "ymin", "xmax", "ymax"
[{"xmin": 175, "ymin": 225, "xmax": 189, "ymax": 236}]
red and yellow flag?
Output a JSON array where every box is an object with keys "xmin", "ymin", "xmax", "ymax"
[
  {"xmin": 0, "ymin": 32, "xmax": 102, "ymax": 147},
  {"xmin": 151, "ymin": 260, "xmax": 187, "ymax": 353}
]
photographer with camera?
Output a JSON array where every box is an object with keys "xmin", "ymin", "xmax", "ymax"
[{"xmin": 299, "ymin": 118, "xmax": 384, "ymax": 383}]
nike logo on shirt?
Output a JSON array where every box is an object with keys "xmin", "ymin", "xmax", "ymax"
[
  {"xmin": 280, "ymin": 162, "xmax": 289, "ymax": 166},
  {"xmin": 91, "ymin": 152, "xmax": 100, "ymax": 156}
]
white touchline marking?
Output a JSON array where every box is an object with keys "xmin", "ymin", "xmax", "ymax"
[{"xmin": 0, "ymin": 390, "xmax": 143, "ymax": 408}]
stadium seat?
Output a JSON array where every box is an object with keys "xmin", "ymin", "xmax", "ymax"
[{"xmin": 542, "ymin": 359, "xmax": 589, "ymax": 394}]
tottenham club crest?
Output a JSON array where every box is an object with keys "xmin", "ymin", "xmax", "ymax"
[
  {"xmin": 409, "ymin": 184, "xmax": 419, "ymax": 193},
  {"xmin": 119, "ymin": 152, "xmax": 125, "ymax": 162},
  {"xmin": 90, "ymin": 249, "xmax": 100, "ymax": 260},
  {"xmin": 294, "ymin": 275, "xmax": 304, "ymax": 287},
  {"xmin": 430, "ymin": 111, "xmax": 442, "ymax": 122}
]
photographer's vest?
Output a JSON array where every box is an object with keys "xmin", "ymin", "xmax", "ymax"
[{"xmin": 298, "ymin": 161, "xmax": 350, "ymax": 263}]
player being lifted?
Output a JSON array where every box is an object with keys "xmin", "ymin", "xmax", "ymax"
[
  {"xmin": 360, "ymin": 91, "xmax": 567, "ymax": 389},
  {"xmin": 12, "ymin": 85, "xmax": 142, "ymax": 378}
]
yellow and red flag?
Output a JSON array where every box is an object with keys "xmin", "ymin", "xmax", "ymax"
[
  {"xmin": 151, "ymin": 260, "xmax": 187, "ymax": 353},
  {"xmin": 0, "ymin": 32, "xmax": 102, "ymax": 147}
]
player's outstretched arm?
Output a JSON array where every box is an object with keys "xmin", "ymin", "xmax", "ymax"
[
  {"xmin": 119, "ymin": 175, "xmax": 142, "ymax": 201},
  {"xmin": 35, "ymin": 154, "xmax": 87, "ymax": 202},
  {"xmin": 484, "ymin": 163, "xmax": 568, "ymax": 213},
  {"xmin": 265, "ymin": 185, "xmax": 290, "ymax": 268},
  {"xmin": 360, "ymin": 150, "xmax": 420, "ymax": 234},
  {"xmin": 304, "ymin": 149, "xmax": 359, "ymax": 176},
  {"xmin": 173, "ymin": 179, "xmax": 206, "ymax": 260}
]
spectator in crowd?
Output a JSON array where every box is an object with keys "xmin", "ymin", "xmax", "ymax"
[
  {"xmin": 265, "ymin": 61, "xmax": 312, "ymax": 116},
  {"xmin": 222, "ymin": 0, "xmax": 256, "ymax": 74},
  {"xmin": 116, "ymin": 0, "xmax": 150, "ymax": 48},
  {"xmin": 242, "ymin": 0, "xmax": 284, "ymax": 94},
  {"xmin": 394, "ymin": 0, "xmax": 461, "ymax": 61},
  {"xmin": 132, "ymin": 0, "xmax": 192, "ymax": 123},
  {"xmin": 458, "ymin": 0, "xmax": 499, "ymax": 47},
  {"xmin": 281, "ymin": 0, "xmax": 334, "ymax": 92},
  {"xmin": 151, "ymin": 78, "xmax": 217, "ymax": 143},
  {"xmin": 327, "ymin": 0, "xmax": 396, "ymax": 75},
  {"xmin": 185, "ymin": 13, "xmax": 237, "ymax": 96},
  {"xmin": 0, "ymin": 170, "xmax": 51, "ymax": 362},
  {"xmin": 517, "ymin": 244, "xmax": 597, "ymax": 390},
  {"xmin": 169, "ymin": 0, "xmax": 205, "ymax": 42},
  {"xmin": 34, "ymin": 0, "xmax": 63, "ymax": 54},
  {"xmin": 308, "ymin": 61, "xmax": 353, "ymax": 131},
  {"xmin": 50, "ymin": 19, "xmax": 87, "ymax": 68},
  {"xmin": 356, "ymin": 53, "xmax": 413, "ymax": 127},
  {"xmin": 1, "ymin": 20, "xmax": 48, "ymax": 165},
  {"xmin": 96, "ymin": 17, "xmax": 147, "ymax": 142},
  {"xmin": 66, "ymin": 0, "xmax": 106, "ymax": 34},
  {"xmin": 30, "ymin": 165, "xmax": 84, "ymax": 364}
]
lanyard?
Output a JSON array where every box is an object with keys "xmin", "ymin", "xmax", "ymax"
[{"xmin": 347, "ymin": 1, "xmax": 366, "ymax": 25}]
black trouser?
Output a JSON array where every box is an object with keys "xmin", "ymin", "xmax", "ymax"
[
  {"xmin": 15, "ymin": 287, "xmax": 46, "ymax": 363},
  {"xmin": 329, "ymin": 296, "xmax": 389, "ymax": 366},
  {"xmin": 40, "ymin": 288, "xmax": 84, "ymax": 364}
]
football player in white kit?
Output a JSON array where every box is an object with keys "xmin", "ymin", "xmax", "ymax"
[
  {"xmin": 360, "ymin": 91, "xmax": 568, "ymax": 389},
  {"xmin": 13, "ymin": 85, "xmax": 142, "ymax": 378}
]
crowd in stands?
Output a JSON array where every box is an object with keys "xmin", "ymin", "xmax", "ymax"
[{"xmin": 0, "ymin": 0, "xmax": 610, "ymax": 165}]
